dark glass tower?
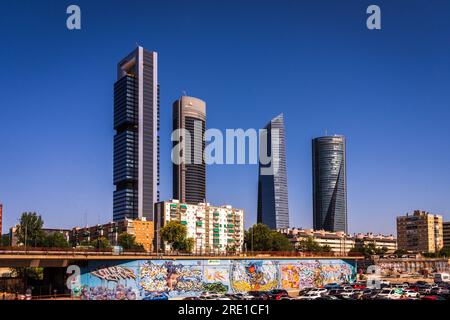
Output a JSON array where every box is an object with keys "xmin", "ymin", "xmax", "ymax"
[
  {"xmin": 257, "ymin": 114, "xmax": 289, "ymax": 229},
  {"xmin": 312, "ymin": 135, "xmax": 347, "ymax": 233},
  {"xmin": 172, "ymin": 96, "xmax": 206, "ymax": 204},
  {"xmin": 113, "ymin": 47, "xmax": 159, "ymax": 222}
]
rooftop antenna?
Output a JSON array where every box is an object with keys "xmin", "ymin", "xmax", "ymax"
[
  {"xmin": 325, "ymin": 129, "xmax": 328, "ymax": 136},
  {"xmin": 135, "ymin": 41, "xmax": 141, "ymax": 48},
  {"xmin": 182, "ymin": 90, "xmax": 188, "ymax": 97}
]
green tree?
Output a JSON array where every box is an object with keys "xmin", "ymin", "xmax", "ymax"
[
  {"xmin": 439, "ymin": 247, "xmax": 450, "ymax": 257},
  {"xmin": 160, "ymin": 221, "xmax": 194, "ymax": 253},
  {"xmin": 297, "ymin": 237, "xmax": 322, "ymax": 252},
  {"xmin": 350, "ymin": 243, "xmax": 388, "ymax": 258},
  {"xmin": 90, "ymin": 237, "xmax": 111, "ymax": 249},
  {"xmin": 1, "ymin": 234, "xmax": 10, "ymax": 246},
  {"xmin": 117, "ymin": 233, "xmax": 145, "ymax": 251},
  {"xmin": 244, "ymin": 224, "xmax": 294, "ymax": 251},
  {"xmin": 244, "ymin": 224, "xmax": 273, "ymax": 251},
  {"xmin": 16, "ymin": 212, "xmax": 45, "ymax": 247},
  {"xmin": 394, "ymin": 248, "xmax": 408, "ymax": 256},
  {"xmin": 270, "ymin": 231, "xmax": 294, "ymax": 251},
  {"xmin": 42, "ymin": 232, "xmax": 69, "ymax": 248}
]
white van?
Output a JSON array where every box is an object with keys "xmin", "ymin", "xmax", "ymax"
[{"xmin": 434, "ymin": 273, "xmax": 450, "ymax": 283}]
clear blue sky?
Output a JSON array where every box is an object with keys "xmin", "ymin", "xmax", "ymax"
[{"xmin": 1, "ymin": 0, "xmax": 450, "ymax": 235}]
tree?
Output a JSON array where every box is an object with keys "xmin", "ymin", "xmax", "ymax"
[
  {"xmin": 244, "ymin": 224, "xmax": 294, "ymax": 251},
  {"xmin": 244, "ymin": 224, "xmax": 273, "ymax": 251},
  {"xmin": 270, "ymin": 231, "xmax": 294, "ymax": 251},
  {"xmin": 350, "ymin": 243, "xmax": 388, "ymax": 258},
  {"xmin": 160, "ymin": 221, "xmax": 194, "ymax": 253},
  {"xmin": 90, "ymin": 237, "xmax": 110, "ymax": 249},
  {"xmin": 118, "ymin": 233, "xmax": 145, "ymax": 251},
  {"xmin": 42, "ymin": 232, "xmax": 69, "ymax": 248},
  {"xmin": 16, "ymin": 212, "xmax": 45, "ymax": 247},
  {"xmin": 1, "ymin": 234, "xmax": 10, "ymax": 246}
]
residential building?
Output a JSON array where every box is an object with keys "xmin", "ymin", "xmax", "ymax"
[
  {"xmin": 172, "ymin": 96, "xmax": 206, "ymax": 204},
  {"xmin": 397, "ymin": 210, "xmax": 443, "ymax": 253},
  {"xmin": 312, "ymin": 135, "xmax": 348, "ymax": 233},
  {"xmin": 443, "ymin": 222, "xmax": 450, "ymax": 249},
  {"xmin": 154, "ymin": 200, "xmax": 244, "ymax": 254},
  {"xmin": 70, "ymin": 218, "xmax": 154, "ymax": 252},
  {"xmin": 113, "ymin": 46, "xmax": 160, "ymax": 222},
  {"xmin": 353, "ymin": 233, "xmax": 397, "ymax": 253},
  {"xmin": 257, "ymin": 114, "xmax": 289, "ymax": 229},
  {"xmin": 279, "ymin": 228, "xmax": 354, "ymax": 255},
  {"xmin": 279, "ymin": 228, "xmax": 397, "ymax": 255},
  {"xmin": 8, "ymin": 227, "xmax": 70, "ymax": 247}
]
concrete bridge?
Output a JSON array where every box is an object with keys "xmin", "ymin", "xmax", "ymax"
[{"xmin": 0, "ymin": 249, "xmax": 364, "ymax": 267}]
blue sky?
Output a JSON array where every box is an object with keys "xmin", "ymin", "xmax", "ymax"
[{"xmin": 1, "ymin": 0, "xmax": 450, "ymax": 235}]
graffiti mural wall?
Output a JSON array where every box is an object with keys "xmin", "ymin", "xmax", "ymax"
[{"xmin": 78, "ymin": 259, "xmax": 356, "ymax": 300}]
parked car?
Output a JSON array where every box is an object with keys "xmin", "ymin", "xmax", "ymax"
[
  {"xmin": 316, "ymin": 295, "xmax": 340, "ymax": 300},
  {"xmin": 308, "ymin": 288, "xmax": 328, "ymax": 295},
  {"xmin": 297, "ymin": 292, "xmax": 323, "ymax": 300},
  {"xmin": 403, "ymin": 290, "xmax": 420, "ymax": 298},
  {"xmin": 421, "ymin": 295, "xmax": 446, "ymax": 301},
  {"xmin": 377, "ymin": 288, "xmax": 403, "ymax": 300},
  {"xmin": 430, "ymin": 287, "xmax": 450, "ymax": 295},
  {"xmin": 267, "ymin": 289, "xmax": 289, "ymax": 300},
  {"xmin": 324, "ymin": 283, "xmax": 341, "ymax": 290},
  {"xmin": 352, "ymin": 282, "xmax": 367, "ymax": 290},
  {"xmin": 248, "ymin": 291, "xmax": 269, "ymax": 300}
]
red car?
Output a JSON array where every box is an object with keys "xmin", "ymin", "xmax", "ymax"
[
  {"xmin": 267, "ymin": 289, "xmax": 289, "ymax": 300},
  {"xmin": 352, "ymin": 282, "xmax": 367, "ymax": 290},
  {"xmin": 421, "ymin": 295, "xmax": 446, "ymax": 301}
]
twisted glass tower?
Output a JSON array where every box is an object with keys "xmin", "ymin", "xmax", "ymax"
[
  {"xmin": 113, "ymin": 47, "xmax": 159, "ymax": 222},
  {"xmin": 312, "ymin": 135, "xmax": 347, "ymax": 233},
  {"xmin": 257, "ymin": 114, "xmax": 290, "ymax": 230}
]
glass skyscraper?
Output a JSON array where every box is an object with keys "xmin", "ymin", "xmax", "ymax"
[
  {"xmin": 257, "ymin": 114, "xmax": 290, "ymax": 230},
  {"xmin": 312, "ymin": 135, "xmax": 347, "ymax": 233},
  {"xmin": 113, "ymin": 47, "xmax": 159, "ymax": 222},
  {"xmin": 172, "ymin": 96, "xmax": 206, "ymax": 204}
]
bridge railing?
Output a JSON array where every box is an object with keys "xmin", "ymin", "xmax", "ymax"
[{"xmin": 0, "ymin": 246, "xmax": 363, "ymax": 258}]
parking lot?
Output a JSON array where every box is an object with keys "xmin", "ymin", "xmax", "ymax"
[{"xmin": 180, "ymin": 281, "xmax": 450, "ymax": 301}]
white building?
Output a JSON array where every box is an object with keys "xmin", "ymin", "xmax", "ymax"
[
  {"xmin": 279, "ymin": 228, "xmax": 397, "ymax": 255},
  {"xmin": 155, "ymin": 200, "xmax": 244, "ymax": 254}
]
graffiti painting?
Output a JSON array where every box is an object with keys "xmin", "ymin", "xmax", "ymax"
[
  {"xmin": 230, "ymin": 260, "xmax": 279, "ymax": 292},
  {"xmin": 78, "ymin": 258, "xmax": 357, "ymax": 299},
  {"xmin": 139, "ymin": 261, "xmax": 203, "ymax": 298}
]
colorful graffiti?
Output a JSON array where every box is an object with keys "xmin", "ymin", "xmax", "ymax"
[
  {"xmin": 230, "ymin": 260, "xmax": 279, "ymax": 292},
  {"xmin": 140, "ymin": 261, "xmax": 203, "ymax": 297},
  {"xmin": 79, "ymin": 259, "xmax": 356, "ymax": 299}
]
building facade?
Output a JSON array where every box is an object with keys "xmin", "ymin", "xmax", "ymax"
[
  {"xmin": 70, "ymin": 218, "xmax": 154, "ymax": 252},
  {"xmin": 397, "ymin": 210, "xmax": 443, "ymax": 253},
  {"xmin": 353, "ymin": 233, "xmax": 397, "ymax": 253},
  {"xmin": 279, "ymin": 228, "xmax": 397, "ymax": 255},
  {"xmin": 312, "ymin": 135, "xmax": 347, "ymax": 233},
  {"xmin": 444, "ymin": 222, "xmax": 450, "ymax": 249},
  {"xmin": 154, "ymin": 200, "xmax": 244, "ymax": 254},
  {"xmin": 280, "ymin": 228, "xmax": 354, "ymax": 255},
  {"xmin": 113, "ymin": 46, "xmax": 160, "ymax": 222},
  {"xmin": 257, "ymin": 114, "xmax": 289, "ymax": 229},
  {"xmin": 172, "ymin": 96, "xmax": 206, "ymax": 204},
  {"xmin": 8, "ymin": 227, "xmax": 70, "ymax": 247}
]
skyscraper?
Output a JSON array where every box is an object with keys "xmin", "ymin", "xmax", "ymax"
[
  {"xmin": 257, "ymin": 114, "xmax": 289, "ymax": 229},
  {"xmin": 113, "ymin": 47, "xmax": 159, "ymax": 222},
  {"xmin": 312, "ymin": 135, "xmax": 347, "ymax": 233},
  {"xmin": 172, "ymin": 96, "xmax": 206, "ymax": 204}
]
